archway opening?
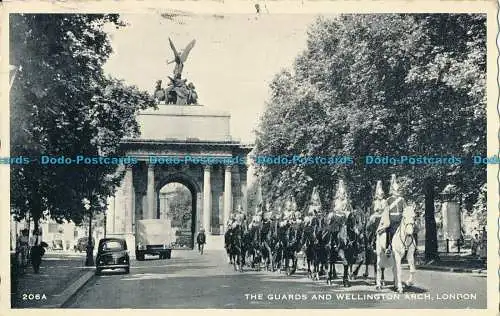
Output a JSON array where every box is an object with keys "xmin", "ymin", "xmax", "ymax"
[{"xmin": 158, "ymin": 182, "xmax": 195, "ymax": 249}]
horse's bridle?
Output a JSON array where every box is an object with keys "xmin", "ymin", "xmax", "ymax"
[{"xmin": 397, "ymin": 216, "xmax": 416, "ymax": 251}]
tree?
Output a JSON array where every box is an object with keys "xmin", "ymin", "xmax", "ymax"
[
  {"xmin": 9, "ymin": 14, "xmax": 156, "ymax": 229},
  {"xmin": 254, "ymin": 14, "xmax": 486, "ymax": 261},
  {"xmin": 167, "ymin": 186, "xmax": 192, "ymax": 228}
]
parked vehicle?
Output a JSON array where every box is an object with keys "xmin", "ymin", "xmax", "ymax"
[
  {"xmin": 95, "ymin": 238, "xmax": 130, "ymax": 275},
  {"xmin": 74, "ymin": 237, "xmax": 95, "ymax": 253},
  {"xmin": 135, "ymin": 219, "xmax": 174, "ymax": 261},
  {"xmin": 51, "ymin": 239, "xmax": 63, "ymax": 251}
]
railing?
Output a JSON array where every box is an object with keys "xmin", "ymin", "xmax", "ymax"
[{"xmin": 416, "ymin": 238, "xmax": 486, "ymax": 255}]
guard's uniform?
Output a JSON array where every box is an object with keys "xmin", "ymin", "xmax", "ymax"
[{"xmin": 378, "ymin": 196, "xmax": 404, "ymax": 250}]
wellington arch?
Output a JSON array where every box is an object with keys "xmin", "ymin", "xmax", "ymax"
[{"xmin": 104, "ymin": 105, "xmax": 253, "ymax": 250}]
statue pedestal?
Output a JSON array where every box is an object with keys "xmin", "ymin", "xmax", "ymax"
[{"xmin": 136, "ymin": 105, "xmax": 233, "ymax": 142}]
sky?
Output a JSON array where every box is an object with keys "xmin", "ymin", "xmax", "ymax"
[{"xmin": 103, "ymin": 12, "xmax": 332, "ymax": 144}]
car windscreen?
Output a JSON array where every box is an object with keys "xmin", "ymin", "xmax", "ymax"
[{"xmin": 100, "ymin": 240, "xmax": 124, "ymax": 251}]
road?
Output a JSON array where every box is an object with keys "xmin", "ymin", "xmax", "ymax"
[{"xmin": 66, "ymin": 248, "xmax": 486, "ymax": 309}]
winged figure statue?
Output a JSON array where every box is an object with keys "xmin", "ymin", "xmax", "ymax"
[{"xmin": 167, "ymin": 38, "xmax": 196, "ymax": 78}]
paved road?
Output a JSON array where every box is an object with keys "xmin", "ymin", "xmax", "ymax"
[{"xmin": 66, "ymin": 249, "xmax": 486, "ymax": 309}]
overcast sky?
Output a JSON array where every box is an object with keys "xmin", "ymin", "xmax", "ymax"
[{"xmin": 103, "ymin": 13, "xmax": 331, "ymax": 144}]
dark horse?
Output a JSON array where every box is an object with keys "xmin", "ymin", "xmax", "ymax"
[
  {"xmin": 283, "ymin": 221, "xmax": 301, "ymax": 275},
  {"xmin": 350, "ymin": 212, "xmax": 378, "ymax": 280},
  {"xmin": 246, "ymin": 221, "xmax": 263, "ymax": 270},
  {"xmin": 311, "ymin": 215, "xmax": 328, "ymax": 281},
  {"xmin": 260, "ymin": 217, "xmax": 275, "ymax": 271},
  {"xmin": 323, "ymin": 211, "xmax": 364, "ymax": 287},
  {"xmin": 224, "ymin": 227, "xmax": 233, "ymax": 264},
  {"xmin": 301, "ymin": 221, "xmax": 317, "ymax": 279},
  {"xmin": 336, "ymin": 211, "xmax": 364, "ymax": 287},
  {"xmin": 273, "ymin": 221, "xmax": 287, "ymax": 273},
  {"xmin": 227, "ymin": 224, "xmax": 245, "ymax": 272}
]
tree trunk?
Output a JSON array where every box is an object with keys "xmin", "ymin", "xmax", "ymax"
[{"xmin": 424, "ymin": 177, "xmax": 439, "ymax": 262}]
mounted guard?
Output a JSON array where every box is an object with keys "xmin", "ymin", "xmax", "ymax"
[{"xmin": 377, "ymin": 174, "xmax": 405, "ymax": 256}]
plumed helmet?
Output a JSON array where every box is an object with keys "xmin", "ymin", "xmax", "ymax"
[
  {"xmin": 295, "ymin": 211, "xmax": 302, "ymax": 218},
  {"xmin": 389, "ymin": 174, "xmax": 401, "ymax": 197},
  {"xmin": 374, "ymin": 180, "xmax": 385, "ymax": 200}
]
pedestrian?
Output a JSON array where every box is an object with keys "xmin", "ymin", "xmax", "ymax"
[
  {"xmin": 196, "ymin": 228, "xmax": 206, "ymax": 255},
  {"xmin": 29, "ymin": 228, "xmax": 45, "ymax": 273},
  {"xmin": 471, "ymin": 234, "xmax": 479, "ymax": 256}
]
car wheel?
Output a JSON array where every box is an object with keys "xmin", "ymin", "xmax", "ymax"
[
  {"xmin": 125, "ymin": 267, "xmax": 130, "ymax": 274},
  {"xmin": 166, "ymin": 250, "xmax": 171, "ymax": 259},
  {"xmin": 95, "ymin": 268, "xmax": 102, "ymax": 275}
]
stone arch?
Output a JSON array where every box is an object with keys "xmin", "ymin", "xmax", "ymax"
[{"xmin": 156, "ymin": 172, "xmax": 201, "ymax": 249}]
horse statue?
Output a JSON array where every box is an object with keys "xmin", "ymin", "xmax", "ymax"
[{"xmin": 375, "ymin": 175, "xmax": 417, "ymax": 293}]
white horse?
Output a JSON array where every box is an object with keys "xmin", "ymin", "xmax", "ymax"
[{"xmin": 375, "ymin": 206, "xmax": 417, "ymax": 293}]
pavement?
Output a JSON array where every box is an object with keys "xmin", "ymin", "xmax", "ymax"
[
  {"xmin": 11, "ymin": 246, "xmax": 487, "ymax": 309},
  {"xmin": 11, "ymin": 251, "xmax": 95, "ymax": 308}
]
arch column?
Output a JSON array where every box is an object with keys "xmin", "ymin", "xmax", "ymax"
[
  {"xmin": 123, "ymin": 164, "xmax": 134, "ymax": 233},
  {"xmin": 224, "ymin": 165, "xmax": 233, "ymax": 231},
  {"xmin": 203, "ymin": 165, "xmax": 212, "ymax": 234},
  {"xmin": 147, "ymin": 163, "xmax": 156, "ymax": 219}
]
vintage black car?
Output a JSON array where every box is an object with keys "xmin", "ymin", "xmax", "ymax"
[{"xmin": 95, "ymin": 238, "xmax": 130, "ymax": 275}]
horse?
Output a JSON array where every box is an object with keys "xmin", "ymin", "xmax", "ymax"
[
  {"xmin": 259, "ymin": 217, "xmax": 275, "ymax": 271},
  {"xmin": 340, "ymin": 210, "xmax": 364, "ymax": 286},
  {"xmin": 273, "ymin": 220, "xmax": 287, "ymax": 273},
  {"xmin": 300, "ymin": 218, "xmax": 317, "ymax": 279},
  {"xmin": 324, "ymin": 217, "xmax": 341, "ymax": 285},
  {"xmin": 224, "ymin": 227, "xmax": 233, "ymax": 263},
  {"xmin": 343, "ymin": 210, "xmax": 375, "ymax": 281},
  {"xmin": 375, "ymin": 206, "xmax": 417, "ymax": 293},
  {"xmin": 352, "ymin": 212, "xmax": 380, "ymax": 281},
  {"xmin": 245, "ymin": 218, "xmax": 263, "ymax": 270},
  {"xmin": 311, "ymin": 215, "xmax": 328, "ymax": 281},
  {"xmin": 283, "ymin": 220, "xmax": 301, "ymax": 275},
  {"xmin": 227, "ymin": 223, "xmax": 245, "ymax": 272}
]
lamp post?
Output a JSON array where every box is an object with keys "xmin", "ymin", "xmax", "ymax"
[{"xmin": 83, "ymin": 198, "xmax": 94, "ymax": 266}]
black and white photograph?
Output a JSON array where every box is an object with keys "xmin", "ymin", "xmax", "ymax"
[{"xmin": 5, "ymin": 2, "xmax": 496, "ymax": 311}]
